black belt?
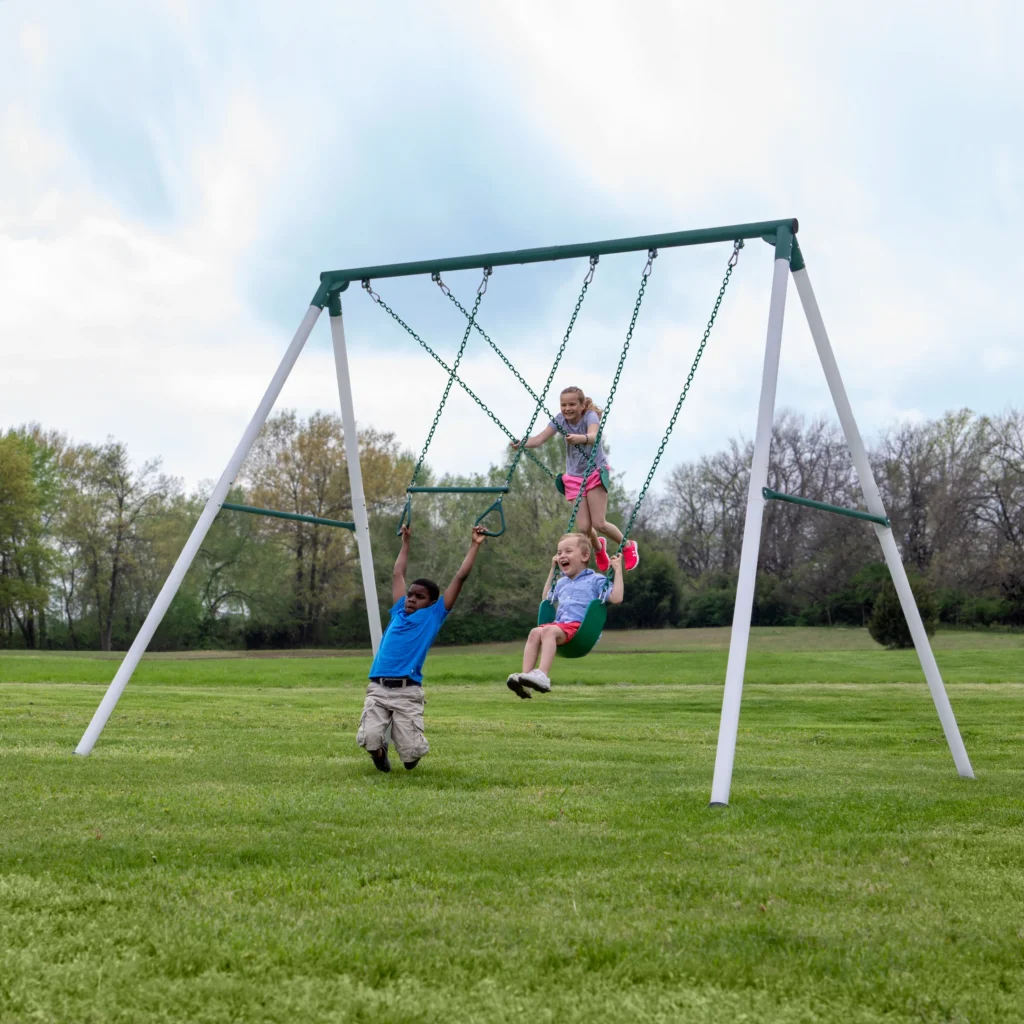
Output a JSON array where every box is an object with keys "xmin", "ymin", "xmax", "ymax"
[{"xmin": 372, "ymin": 676, "xmax": 421, "ymax": 688}]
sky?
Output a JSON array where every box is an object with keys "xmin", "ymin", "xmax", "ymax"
[{"xmin": 2, "ymin": 0, "xmax": 1022, "ymax": 500}]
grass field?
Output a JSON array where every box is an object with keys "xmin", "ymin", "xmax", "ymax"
[{"xmin": 2, "ymin": 627, "xmax": 1023, "ymax": 1023}]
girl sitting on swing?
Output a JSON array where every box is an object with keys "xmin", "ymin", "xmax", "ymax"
[
  {"xmin": 510, "ymin": 386, "xmax": 639, "ymax": 573},
  {"xmin": 507, "ymin": 532, "xmax": 624, "ymax": 698}
]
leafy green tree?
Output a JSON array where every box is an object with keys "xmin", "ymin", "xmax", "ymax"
[{"xmin": 0, "ymin": 435, "xmax": 49, "ymax": 647}]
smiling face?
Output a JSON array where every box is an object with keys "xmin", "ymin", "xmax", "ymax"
[
  {"xmin": 556, "ymin": 534, "xmax": 591, "ymax": 578},
  {"xmin": 404, "ymin": 582, "xmax": 435, "ymax": 614},
  {"xmin": 560, "ymin": 391, "xmax": 584, "ymax": 425}
]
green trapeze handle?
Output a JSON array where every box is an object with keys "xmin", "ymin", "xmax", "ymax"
[
  {"xmin": 474, "ymin": 498, "xmax": 506, "ymax": 538},
  {"xmin": 396, "ymin": 497, "xmax": 413, "ymax": 536}
]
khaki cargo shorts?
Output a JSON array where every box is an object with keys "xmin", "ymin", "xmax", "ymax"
[{"xmin": 356, "ymin": 681, "xmax": 430, "ymax": 762}]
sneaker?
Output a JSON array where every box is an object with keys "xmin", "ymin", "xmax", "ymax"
[
  {"xmin": 403, "ymin": 758, "xmax": 420, "ymax": 771},
  {"xmin": 370, "ymin": 745, "xmax": 391, "ymax": 773},
  {"xmin": 507, "ymin": 673, "xmax": 532, "ymax": 700},
  {"xmin": 623, "ymin": 540, "xmax": 640, "ymax": 571},
  {"xmin": 520, "ymin": 668, "xmax": 551, "ymax": 693},
  {"xmin": 594, "ymin": 536, "xmax": 610, "ymax": 572}
]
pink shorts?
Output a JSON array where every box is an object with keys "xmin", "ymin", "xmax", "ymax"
[
  {"xmin": 561, "ymin": 468, "xmax": 607, "ymax": 503},
  {"xmin": 554, "ymin": 621, "xmax": 582, "ymax": 640}
]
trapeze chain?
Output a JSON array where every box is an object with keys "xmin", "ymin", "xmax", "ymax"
[
  {"xmin": 433, "ymin": 258, "xmax": 596, "ymax": 461},
  {"xmin": 360, "ymin": 280, "xmax": 555, "ymax": 480},
  {"xmin": 504, "ymin": 254, "xmax": 599, "ymax": 484},
  {"xmin": 618, "ymin": 238, "xmax": 745, "ymax": 546}
]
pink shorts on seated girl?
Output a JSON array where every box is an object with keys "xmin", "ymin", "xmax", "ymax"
[{"xmin": 561, "ymin": 468, "xmax": 607, "ymax": 502}]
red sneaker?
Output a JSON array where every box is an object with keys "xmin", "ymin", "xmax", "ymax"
[
  {"xmin": 623, "ymin": 540, "xmax": 639, "ymax": 571},
  {"xmin": 594, "ymin": 536, "xmax": 610, "ymax": 572}
]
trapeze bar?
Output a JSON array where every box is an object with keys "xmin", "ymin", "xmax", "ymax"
[
  {"xmin": 319, "ymin": 218, "xmax": 798, "ymax": 289},
  {"xmin": 220, "ymin": 502, "xmax": 356, "ymax": 530},
  {"xmin": 406, "ymin": 486, "xmax": 510, "ymax": 494},
  {"xmin": 761, "ymin": 488, "xmax": 890, "ymax": 527}
]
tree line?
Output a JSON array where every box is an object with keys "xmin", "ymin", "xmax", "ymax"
[{"xmin": 2, "ymin": 406, "xmax": 1022, "ymax": 651}]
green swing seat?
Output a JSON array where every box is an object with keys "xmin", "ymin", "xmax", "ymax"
[{"xmin": 537, "ymin": 597, "xmax": 607, "ymax": 658}]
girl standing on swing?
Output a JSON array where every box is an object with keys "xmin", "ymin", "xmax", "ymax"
[{"xmin": 511, "ymin": 386, "xmax": 639, "ymax": 573}]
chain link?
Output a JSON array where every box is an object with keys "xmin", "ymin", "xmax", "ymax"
[
  {"xmin": 617, "ymin": 239, "xmax": 744, "ymax": 546},
  {"xmin": 503, "ymin": 254, "xmax": 598, "ymax": 485},
  {"xmin": 432, "ymin": 269, "xmax": 591, "ymax": 459},
  {"xmin": 364, "ymin": 268, "xmax": 488, "ymax": 489},
  {"xmin": 361, "ymin": 278, "xmax": 556, "ymax": 480},
  {"xmin": 566, "ymin": 250, "xmax": 657, "ymax": 534}
]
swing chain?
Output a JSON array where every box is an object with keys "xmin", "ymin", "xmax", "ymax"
[
  {"xmin": 433, "ymin": 274, "xmax": 554, "ymax": 422},
  {"xmin": 505, "ymin": 255, "xmax": 599, "ymax": 482},
  {"xmin": 406, "ymin": 267, "xmax": 489, "ymax": 486},
  {"xmin": 363, "ymin": 278, "xmax": 556, "ymax": 479},
  {"xmin": 618, "ymin": 238, "xmax": 744, "ymax": 545},
  {"xmin": 566, "ymin": 251, "xmax": 655, "ymax": 533}
]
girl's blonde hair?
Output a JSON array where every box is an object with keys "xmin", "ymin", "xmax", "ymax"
[
  {"xmin": 559, "ymin": 532, "xmax": 592, "ymax": 560},
  {"xmin": 559, "ymin": 386, "xmax": 602, "ymax": 419}
]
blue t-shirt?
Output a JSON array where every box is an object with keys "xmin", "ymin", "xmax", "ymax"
[
  {"xmin": 547, "ymin": 569, "xmax": 612, "ymax": 623},
  {"xmin": 368, "ymin": 598, "xmax": 449, "ymax": 683}
]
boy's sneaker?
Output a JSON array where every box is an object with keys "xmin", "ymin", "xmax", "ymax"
[
  {"xmin": 520, "ymin": 669, "xmax": 551, "ymax": 693},
  {"xmin": 623, "ymin": 540, "xmax": 640, "ymax": 571},
  {"xmin": 370, "ymin": 745, "xmax": 391, "ymax": 773},
  {"xmin": 507, "ymin": 673, "xmax": 532, "ymax": 700},
  {"xmin": 594, "ymin": 536, "xmax": 610, "ymax": 572},
  {"xmin": 403, "ymin": 758, "xmax": 420, "ymax": 771}
]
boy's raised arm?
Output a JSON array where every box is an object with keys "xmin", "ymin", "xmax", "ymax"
[
  {"xmin": 392, "ymin": 526, "xmax": 412, "ymax": 603},
  {"xmin": 443, "ymin": 526, "xmax": 487, "ymax": 611}
]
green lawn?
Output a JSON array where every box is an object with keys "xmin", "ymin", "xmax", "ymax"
[{"xmin": 2, "ymin": 628, "xmax": 1023, "ymax": 1023}]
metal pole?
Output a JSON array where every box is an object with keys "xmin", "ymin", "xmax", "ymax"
[
  {"xmin": 710, "ymin": 236, "xmax": 792, "ymax": 806},
  {"xmin": 74, "ymin": 305, "xmax": 324, "ymax": 755},
  {"xmin": 792, "ymin": 266, "xmax": 974, "ymax": 779},
  {"xmin": 329, "ymin": 296, "xmax": 383, "ymax": 655}
]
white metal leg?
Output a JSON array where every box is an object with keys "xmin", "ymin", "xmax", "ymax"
[
  {"xmin": 74, "ymin": 305, "xmax": 324, "ymax": 755},
  {"xmin": 710, "ymin": 257, "xmax": 791, "ymax": 806},
  {"xmin": 792, "ymin": 267, "xmax": 973, "ymax": 779},
  {"xmin": 329, "ymin": 304, "xmax": 383, "ymax": 655}
]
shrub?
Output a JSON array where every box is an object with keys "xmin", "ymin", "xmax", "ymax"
[{"xmin": 868, "ymin": 574, "xmax": 938, "ymax": 648}]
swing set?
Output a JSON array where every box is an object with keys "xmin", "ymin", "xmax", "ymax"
[{"xmin": 74, "ymin": 218, "xmax": 975, "ymax": 810}]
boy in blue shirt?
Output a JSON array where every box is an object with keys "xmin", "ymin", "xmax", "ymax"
[
  {"xmin": 358, "ymin": 524, "xmax": 487, "ymax": 772},
  {"xmin": 507, "ymin": 532, "xmax": 624, "ymax": 699}
]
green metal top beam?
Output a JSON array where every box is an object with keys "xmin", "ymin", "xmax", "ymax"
[{"xmin": 318, "ymin": 218, "xmax": 799, "ymax": 295}]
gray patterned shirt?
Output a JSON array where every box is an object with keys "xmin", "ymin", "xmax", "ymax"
[{"xmin": 549, "ymin": 411, "xmax": 608, "ymax": 477}]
